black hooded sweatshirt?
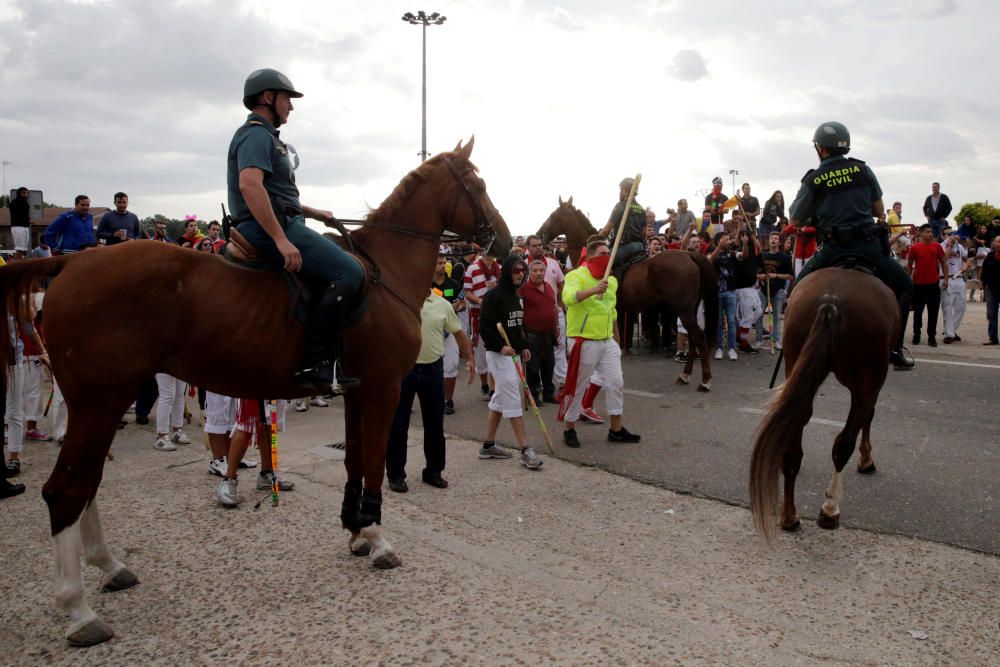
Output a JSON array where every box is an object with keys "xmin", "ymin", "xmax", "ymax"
[{"xmin": 479, "ymin": 255, "xmax": 529, "ymax": 353}]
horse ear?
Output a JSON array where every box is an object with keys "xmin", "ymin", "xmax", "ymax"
[
  {"xmin": 568, "ymin": 196, "xmax": 574, "ymax": 207},
  {"xmin": 454, "ymin": 140, "xmax": 463, "ymax": 151},
  {"xmin": 558, "ymin": 195, "xmax": 564, "ymax": 205},
  {"xmin": 458, "ymin": 135, "xmax": 475, "ymax": 160}
]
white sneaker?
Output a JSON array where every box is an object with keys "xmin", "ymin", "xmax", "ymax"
[
  {"xmin": 171, "ymin": 430, "xmax": 192, "ymax": 445},
  {"xmin": 154, "ymin": 437, "xmax": 176, "ymax": 452},
  {"xmin": 775, "ymin": 341, "xmax": 783, "ymax": 350},
  {"xmin": 309, "ymin": 396, "xmax": 330, "ymax": 408},
  {"xmin": 294, "ymin": 400, "xmax": 308, "ymax": 413},
  {"xmin": 216, "ymin": 478, "xmax": 239, "ymax": 507},
  {"xmin": 714, "ymin": 348, "xmax": 723, "ymax": 360},
  {"xmin": 257, "ymin": 470, "xmax": 295, "ymax": 491},
  {"xmin": 728, "ymin": 348, "xmax": 738, "ymax": 361},
  {"xmin": 208, "ymin": 457, "xmax": 227, "ymax": 477}
]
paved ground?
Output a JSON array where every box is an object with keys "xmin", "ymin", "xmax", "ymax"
[
  {"xmin": 442, "ymin": 301, "xmax": 1000, "ymax": 555},
  {"xmin": 2, "ymin": 402, "xmax": 999, "ymax": 665},
  {"xmin": 1, "ymin": 303, "xmax": 997, "ymax": 664}
]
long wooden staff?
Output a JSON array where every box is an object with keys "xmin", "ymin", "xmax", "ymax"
[
  {"xmin": 497, "ymin": 323, "xmax": 556, "ymax": 455},
  {"xmin": 766, "ymin": 277, "xmax": 775, "ymax": 355},
  {"xmin": 603, "ymin": 174, "xmax": 642, "ymax": 280}
]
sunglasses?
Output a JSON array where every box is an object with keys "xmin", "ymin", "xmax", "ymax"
[{"xmin": 512, "ymin": 267, "xmax": 526, "ymax": 274}]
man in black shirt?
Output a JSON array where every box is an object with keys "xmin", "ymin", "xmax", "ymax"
[
  {"xmin": 433, "ymin": 250, "xmax": 466, "ymax": 414},
  {"xmin": 8, "ymin": 187, "xmax": 31, "ymax": 258},
  {"xmin": 756, "ymin": 232, "xmax": 794, "ymax": 350}
]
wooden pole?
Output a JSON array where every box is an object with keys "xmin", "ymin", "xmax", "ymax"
[{"xmin": 496, "ymin": 323, "xmax": 556, "ymax": 455}]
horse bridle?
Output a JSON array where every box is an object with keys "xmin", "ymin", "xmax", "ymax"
[{"xmin": 349, "ymin": 156, "xmax": 497, "ymax": 252}]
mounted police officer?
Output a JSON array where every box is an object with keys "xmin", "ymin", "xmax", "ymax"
[
  {"xmin": 227, "ymin": 68, "xmax": 365, "ymax": 389},
  {"xmin": 787, "ymin": 121, "xmax": 914, "ymax": 369},
  {"xmin": 599, "ymin": 177, "xmax": 647, "ymax": 271}
]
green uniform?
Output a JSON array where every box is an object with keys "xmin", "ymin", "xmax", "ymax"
[
  {"xmin": 789, "ymin": 155, "xmax": 912, "ymax": 300},
  {"xmin": 607, "ymin": 199, "xmax": 647, "ymax": 269},
  {"xmin": 226, "ymin": 113, "xmax": 362, "ymax": 290}
]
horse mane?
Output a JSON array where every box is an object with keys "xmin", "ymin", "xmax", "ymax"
[{"xmin": 363, "ymin": 152, "xmax": 479, "ymax": 229}]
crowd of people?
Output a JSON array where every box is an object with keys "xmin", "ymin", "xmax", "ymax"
[{"xmin": 4, "ymin": 174, "xmax": 1000, "ymax": 502}]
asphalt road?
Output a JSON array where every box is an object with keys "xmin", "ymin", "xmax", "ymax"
[{"xmin": 439, "ymin": 303, "xmax": 1000, "ymax": 555}]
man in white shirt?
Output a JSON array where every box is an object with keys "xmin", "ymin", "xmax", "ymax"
[{"xmin": 940, "ymin": 232, "xmax": 969, "ymax": 344}]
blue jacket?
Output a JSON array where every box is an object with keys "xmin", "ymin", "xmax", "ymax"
[{"xmin": 44, "ymin": 211, "xmax": 96, "ymax": 252}]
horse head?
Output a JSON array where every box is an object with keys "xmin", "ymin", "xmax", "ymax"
[
  {"xmin": 537, "ymin": 196, "xmax": 596, "ymax": 267},
  {"xmin": 442, "ymin": 137, "xmax": 512, "ymax": 258}
]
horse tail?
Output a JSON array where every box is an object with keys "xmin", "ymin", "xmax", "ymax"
[
  {"xmin": 749, "ymin": 297, "xmax": 839, "ymax": 537},
  {"xmin": 0, "ymin": 256, "xmax": 71, "ymax": 371},
  {"xmin": 693, "ymin": 252, "xmax": 718, "ymax": 344}
]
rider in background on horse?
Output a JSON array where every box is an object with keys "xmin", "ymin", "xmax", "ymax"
[
  {"xmin": 227, "ymin": 68, "xmax": 364, "ymax": 389},
  {"xmin": 786, "ymin": 121, "xmax": 915, "ymax": 370},
  {"xmin": 599, "ymin": 177, "xmax": 648, "ymax": 271}
]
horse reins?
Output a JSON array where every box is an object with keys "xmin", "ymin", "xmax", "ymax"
[{"xmin": 331, "ymin": 156, "xmax": 499, "ymax": 319}]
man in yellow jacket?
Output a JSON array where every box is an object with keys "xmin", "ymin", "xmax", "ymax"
[{"xmin": 557, "ymin": 237, "xmax": 641, "ymax": 448}]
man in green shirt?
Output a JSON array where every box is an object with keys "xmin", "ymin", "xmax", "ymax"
[
  {"xmin": 386, "ymin": 290, "xmax": 475, "ymax": 493},
  {"xmin": 558, "ymin": 238, "xmax": 641, "ymax": 448},
  {"xmin": 227, "ymin": 68, "xmax": 365, "ymax": 390}
]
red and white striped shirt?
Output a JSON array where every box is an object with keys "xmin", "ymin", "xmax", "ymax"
[{"xmin": 463, "ymin": 257, "xmax": 500, "ymax": 310}]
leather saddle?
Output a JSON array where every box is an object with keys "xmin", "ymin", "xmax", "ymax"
[
  {"xmin": 831, "ymin": 253, "xmax": 877, "ymax": 276},
  {"xmin": 224, "ymin": 228, "xmax": 371, "ymax": 327}
]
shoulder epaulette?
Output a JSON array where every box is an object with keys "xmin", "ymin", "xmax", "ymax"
[{"xmin": 800, "ymin": 169, "xmax": 815, "ymax": 183}]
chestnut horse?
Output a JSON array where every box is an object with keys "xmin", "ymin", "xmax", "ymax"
[
  {"xmin": 537, "ymin": 197, "xmax": 718, "ymax": 391},
  {"xmin": 0, "ymin": 139, "xmax": 511, "ymax": 646},
  {"xmin": 749, "ymin": 267, "xmax": 895, "ymax": 535}
]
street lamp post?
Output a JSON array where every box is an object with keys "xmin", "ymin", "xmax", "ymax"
[
  {"xmin": 728, "ymin": 169, "xmax": 739, "ymax": 194},
  {"xmin": 1, "ymin": 161, "xmax": 11, "ymax": 200},
  {"xmin": 401, "ymin": 10, "xmax": 447, "ymax": 162}
]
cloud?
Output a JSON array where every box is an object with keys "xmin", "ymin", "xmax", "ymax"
[
  {"xmin": 540, "ymin": 7, "xmax": 585, "ymax": 31},
  {"xmin": 871, "ymin": 0, "xmax": 957, "ymax": 20},
  {"xmin": 668, "ymin": 49, "xmax": 708, "ymax": 82}
]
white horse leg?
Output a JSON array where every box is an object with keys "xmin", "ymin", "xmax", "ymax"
[
  {"xmin": 54, "ymin": 517, "xmax": 113, "ymax": 646},
  {"xmin": 359, "ymin": 525, "xmax": 401, "ymax": 569},
  {"xmin": 818, "ymin": 470, "xmax": 844, "ymax": 529},
  {"xmin": 80, "ymin": 500, "xmax": 138, "ymax": 592},
  {"xmin": 348, "ymin": 531, "xmax": 372, "ymax": 556}
]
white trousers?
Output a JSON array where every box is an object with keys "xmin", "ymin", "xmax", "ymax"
[
  {"xmin": 553, "ymin": 309, "xmax": 567, "ymax": 384},
  {"xmin": 485, "ymin": 351, "xmax": 523, "ymax": 418},
  {"xmin": 443, "ymin": 333, "xmax": 460, "ymax": 379},
  {"xmin": 676, "ymin": 302, "xmax": 705, "ymax": 335},
  {"xmin": 565, "ymin": 338, "xmax": 623, "ymax": 423},
  {"xmin": 203, "ymin": 392, "xmax": 235, "ymax": 435},
  {"xmin": 11, "ymin": 226, "xmax": 30, "ymax": 252},
  {"xmin": 50, "ymin": 380, "xmax": 66, "ymax": 440},
  {"xmin": 4, "ymin": 362, "xmax": 26, "ymax": 454},
  {"xmin": 941, "ymin": 278, "xmax": 966, "ymax": 338},
  {"xmin": 474, "ymin": 331, "xmax": 489, "ymax": 375},
  {"xmin": 22, "ymin": 356, "xmax": 46, "ymax": 422},
  {"xmin": 736, "ymin": 287, "xmax": 763, "ymax": 329},
  {"xmin": 155, "ymin": 373, "xmax": 186, "ymax": 434}
]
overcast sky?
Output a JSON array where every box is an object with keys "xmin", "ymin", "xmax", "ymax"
[{"xmin": 1, "ymin": 0, "xmax": 997, "ymax": 234}]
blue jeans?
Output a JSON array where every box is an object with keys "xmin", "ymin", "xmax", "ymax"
[
  {"xmin": 386, "ymin": 359, "xmax": 446, "ymax": 480},
  {"xmin": 987, "ymin": 287, "xmax": 999, "ymax": 342},
  {"xmin": 716, "ymin": 291, "xmax": 737, "ymax": 350},
  {"xmin": 236, "ymin": 215, "xmax": 364, "ymax": 289},
  {"xmin": 755, "ymin": 288, "xmax": 787, "ymax": 344},
  {"xmin": 930, "ymin": 219, "xmax": 946, "ymax": 241}
]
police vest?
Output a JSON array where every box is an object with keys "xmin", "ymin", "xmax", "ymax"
[{"xmin": 801, "ymin": 157, "xmax": 876, "ymax": 237}]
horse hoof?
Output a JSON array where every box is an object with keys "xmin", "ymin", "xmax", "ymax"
[
  {"xmin": 371, "ymin": 549, "xmax": 402, "ymax": 570},
  {"xmin": 349, "ymin": 535, "xmax": 372, "ymax": 557},
  {"xmin": 857, "ymin": 463, "xmax": 877, "ymax": 475},
  {"xmin": 67, "ymin": 618, "xmax": 114, "ymax": 647},
  {"xmin": 676, "ymin": 374, "xmax": 690, "ymax": 385},
  {"xmin": 780, "ymin": 519, "xmax": 801, "ymax": 532},
  {"xmin": 101, "ymin": 567, "xmax": 139, "ymax": 593},
  {"xmin": 697, "ymin": 382, "xmax": 711, "ymax": 392},
  {"xmin": 816, "ymin": 512, "xmax": 840, "ymax": 530}
]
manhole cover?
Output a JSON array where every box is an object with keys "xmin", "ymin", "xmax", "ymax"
[{"xmin": 326, "ymin": 442, "xmax": 346, "ymax": 450}]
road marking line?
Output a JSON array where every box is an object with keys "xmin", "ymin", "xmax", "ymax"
[
  {"xmin": 738, "ymin": 407, "xmax": 845, "ymax": 428},
  {"xmin": 913, "ymin": 358, "xmax": 1000, "ymax": 370},
  {"xmin": 623, "ymin": 388, "xmax": 664, "ymax": 398}
]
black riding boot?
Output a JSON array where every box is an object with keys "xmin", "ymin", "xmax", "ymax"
[
  {"xmin": 294, "ymin": 282, "xmax": 361, "ymax": 390},
  {"xmin": 890, "ymin": 291, "xmax": 915, "ymax": 370}
]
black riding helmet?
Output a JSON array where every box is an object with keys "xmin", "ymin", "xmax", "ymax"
[
  {"xmin": 812, "ymin": 121, "xmax": 851, "ymax": 154},
  {"xmin": 243, "ymin": 68, "xmax": 303, "ymax": 126}
]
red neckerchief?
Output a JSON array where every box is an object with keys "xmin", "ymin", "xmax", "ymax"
[{"xmin": 586, "ymin": 255, "xmax": 610, "ymax": 279}]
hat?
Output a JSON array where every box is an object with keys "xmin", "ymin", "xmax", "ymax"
[{"xmin": 712, "ymin": 177, "xmax": 723, "ymax": 186}]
